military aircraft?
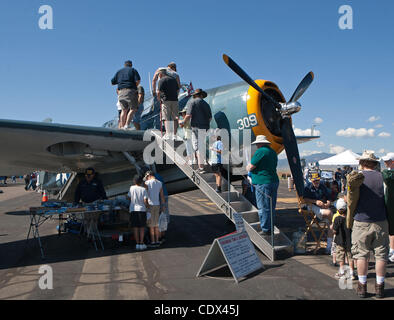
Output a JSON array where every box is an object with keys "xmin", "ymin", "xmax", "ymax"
[{"xmin": 0, "ymin": 55, "xmax": 317, "ymax": 200}]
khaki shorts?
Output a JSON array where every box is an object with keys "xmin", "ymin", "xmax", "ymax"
[
  {"xmin": 191, "ymin": 128, "xmax": 207, "ymax": 152},
  {"xmin": 351, "ymin": 220, "xmax": 389, "ymax": 261},
  {"xmin": 336, "ymin": 245, "xmax": 353, "ymax": 262},
  {"xmin": 147, "ymin": 205, "xmax": 161, "ymax": 228},
  {"xmin": 118, "ymin": 88, "xmax": 138, "ymax": 111},
  {"xmin": 161, "ymin": 100, "xmax": 178, "ymax": 121}
]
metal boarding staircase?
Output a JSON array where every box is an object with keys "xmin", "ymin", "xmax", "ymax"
[{"xmin": 152, "ymin": 131, "xmax": 293, "ymax": 261}]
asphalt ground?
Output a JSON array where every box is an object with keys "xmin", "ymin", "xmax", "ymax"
[{"xmin": 1, "ymin": 179, "xmax": 394, "ymax": 304}]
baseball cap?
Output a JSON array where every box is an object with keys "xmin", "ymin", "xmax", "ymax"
[
  {"xmin": 85, "ymin": 168, "xmax": 95, "ymax": 175},
  {"xmin": 310, "ymin": 173, "xmax": 320, "ymax": 181},
  {"xmin": 382, "ymin": 152, "xmax": 394, "ymax": 162},
  {"xmin": 336, "ymin": 198, "xmax": 347, "ymax": 211}
]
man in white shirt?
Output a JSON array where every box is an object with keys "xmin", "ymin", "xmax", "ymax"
[
  {"xmin": 128, "ymin": 175, "xmax": 150, "ymax": 251},
  {"xmin": 144, "ymin": 171, "xmax": 165, "ymax": 246}
]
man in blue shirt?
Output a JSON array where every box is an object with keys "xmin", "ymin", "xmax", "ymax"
[
  {"xmin": 303, "ymin": 173, "xmax": 333, "ymax": 254},
  {"xmin": 111, "ymin": 60, "xmax": 141, "ymax": 129}
]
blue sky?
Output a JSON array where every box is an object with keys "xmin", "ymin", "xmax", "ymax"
[{"xmin": 0, "ymin": 0, "xmax": 393, "ymax": 157}]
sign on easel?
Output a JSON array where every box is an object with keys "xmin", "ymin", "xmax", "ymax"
[{"xmin": 196, "ymin": 231, "xmax": 264, "ymax": 283}]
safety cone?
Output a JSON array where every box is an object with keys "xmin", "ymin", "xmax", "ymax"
[{"xmin": 41, "ymin": 190, "xmax": 48, "ymax": 203}]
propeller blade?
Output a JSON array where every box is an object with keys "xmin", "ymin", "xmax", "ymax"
[
  {"xmin": 281, "ymin": 118, "xmax": 304, "ymax": 197},
  {"xmin": 223, "ymin": 54, "xmax": 281, "ymax": 108},
  {"xmin": 288, "ymin": 71, "xmax": 314, "ymax": 103}
]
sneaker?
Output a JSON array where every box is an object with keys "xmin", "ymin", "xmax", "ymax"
[
  {"xmin": 215, "ymin": 187, "xmax": 222, "ymax": 193},
  {"xmin": 135, "ymin": 244, "xmax": 141, "ymax": 250},
  {"xmin": 357, "ymin": 282, "xmax": 367, "ymax": 298},
  {"xmin": 389, "ymin": 255, "xmax": 394, "ymax": 263},
  {"xmin": 375, "ymin": 282, "xmax": 385, "ymax": 299},
  {"xmin": 198, "ymin": 168, "xmax": 206, "ymax": 174},
  {"xmin": 140, "ymin": 244, "xmax": 147, "ymax": 250},
  {"xmin": 335, "ymin": 272, "xmax": 346, "ymax": 279}
]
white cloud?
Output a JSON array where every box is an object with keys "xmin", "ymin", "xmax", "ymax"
[
  {"xmin": 375, "ymin": 124, "xmax": 384, "ymax": 128},
  {"xmin": 316, "ymin": 141, "xmax": 325, "ymax": 148},
  {"xmin": 329, "ymin": 144, "xmax": 346, "ymax": 154},
  {"xmin": 367, "ymin": 116, "xmax": 380, "ymax": 122},
  {"xmin": 378, "ymin": 132, "xmax": 391, "ymax": 138},
  {"xmin": 314, "ymin": 117, "xmax": 323, "ymax": 124},
  {"xmin": 378, "ymin": 148, "xmax": 386, "ymax": 154},
  {"xmin": 336, "ymin": 128, "xmax": 375, "ymax": 138},
  {"xmin": 294, "ymin": 128, "xmax": 321, "ymax": 136},
  {"xmin": 300, "ymin": 150, "xmax": 321, "ymax": 157}
]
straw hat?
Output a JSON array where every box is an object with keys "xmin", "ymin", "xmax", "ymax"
[
  {"xmin": 358, "ymin": 150, "xmax": 380, "ymax": 162},
  {"xmin": 252, "ymin": 135, "xmax": 271, "ymax": 145}
]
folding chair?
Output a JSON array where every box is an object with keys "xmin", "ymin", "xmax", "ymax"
[{"xmin": 297, "ymin": 198, "xmax": 329, "ymax": 254}]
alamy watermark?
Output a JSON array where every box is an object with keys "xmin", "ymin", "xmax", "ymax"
[
  {"xmin": 38, "ymin": 265, "xmax": 53, "ymax": 290},
  {"xmin": 338, "ymin": 266, "xmax": 353, "ymax": 290},
  {"xmin": 338, "ymin": 5, "xmax": 353, "ymax": 30},
  {"xmin": 142, "ymin": 127, "xmax": 253, "ymax": 167},
  {"xmin": 38, "ymin": 5, "xmax": 53, "ymax": 30}
]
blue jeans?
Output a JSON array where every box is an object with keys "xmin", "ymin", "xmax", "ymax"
[{"xmin": 254, "ymin": 182, "xmax": 279, "ymax": 233}]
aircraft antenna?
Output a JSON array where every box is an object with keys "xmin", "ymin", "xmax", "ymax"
[{"xmin": 149, "ymin": 72, "xmax": 153, "ymax": 96}]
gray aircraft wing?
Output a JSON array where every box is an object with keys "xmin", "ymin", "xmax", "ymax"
[
  {"xmin": 295, "ymin": 136, "xmax": 320, "ymax": 144},
  {"xmin": 0, "ymin": 119, "xmax": 151, "ymax": 176}
]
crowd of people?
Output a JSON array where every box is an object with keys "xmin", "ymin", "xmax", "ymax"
[
  {"xmin": 74, "ymin": 167, "xmax": 169, "ymax": 252},
  {"xmin": 300, "ymin": 151, "xmax": 394, "ymax": 298}
]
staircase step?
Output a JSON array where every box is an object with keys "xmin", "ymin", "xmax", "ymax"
[
  {"xmin": 240, "ymin": 210, "xmax": 259, "ymax": 223},
  {"xmin": 219, "ymin": 192, "xmax": 243, "ymax": 202},
  {"xmin": 229, "ymin": 201, "xmax": 254, "ymax": 212}
]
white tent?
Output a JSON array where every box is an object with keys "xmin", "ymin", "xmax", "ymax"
[{"xmin": 318, "ymin": 150, "xmax": 360, "ymax": 167}]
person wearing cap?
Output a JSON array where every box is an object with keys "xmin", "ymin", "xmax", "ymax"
[
  {"xmin": 333, "ymin": 198, "xmax": 356, "ymax": 280},
  {"xmin": 111, "ymin": 60, "xmax": 141, "ymax": 129},
  {"xmin": 382, "ymin": 153, "xmax": 394, "ymax": 262},
  {"xmin": 179, "ymin": 106, "xmax": 193, "ymax": 164},
  {"xmin": 152, "ymin": 62, "xmax": 181, "ymax": 97},
  {"xmin": 351, "ymin": 151, "xmax": 389, "ymax": 298},
  {"xmin": 180, "ymin": 89, "xmax": 212, "ymax": 172},
  {"xmin": 303, "ymin": 172, "xmax": 334, "ymax": 253},
  {"xmin": 74, "ymin": 168, "xmax": 107, "ymax": 204},
  {"xmin": 246, "ymin": 135, "xmax": 279, "ymax": 236},
  {"xmin": 144, "ymin": 171, "xmax": 165, "ymax": 247},
  {"xmin": 157, "ymin": 68, "xmax": 180, "ymax": 139}
]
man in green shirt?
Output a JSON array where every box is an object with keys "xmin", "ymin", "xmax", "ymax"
[{"xmin": 246, "ymin": 135, "xmax": 279, "ymax": 235}]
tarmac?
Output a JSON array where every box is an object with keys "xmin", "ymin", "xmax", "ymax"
[{"xmin": 1, "ymin": 179, "xmax": 393, "ymax": 301}]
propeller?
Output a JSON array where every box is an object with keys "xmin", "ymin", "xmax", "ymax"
[
  {"xmin": 223, "ymin": 54, "xmax": 315, "ymax": 198},
  {"xmin": 288, "ymin": 71, "xmax": 314, "ymax": 103},
  {"xmin": 222, "ymin": 54, "xmax": 281, "ymax": 109}
]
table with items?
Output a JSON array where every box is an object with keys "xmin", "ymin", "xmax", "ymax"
[{"xmin": 26, "ymin": 199, "xmax": 131, "ymax": 259}]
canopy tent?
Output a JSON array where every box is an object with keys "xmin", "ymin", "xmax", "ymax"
[{"xmin": 318, "ymin": 150, "xmax": 360, "ymax": 167}]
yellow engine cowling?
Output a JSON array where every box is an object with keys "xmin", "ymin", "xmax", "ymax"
[{"xmin": 246, "ymin": 79, "xmax": 289, "ymax": 155}]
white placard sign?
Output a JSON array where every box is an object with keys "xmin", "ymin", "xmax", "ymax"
[
  {"xmin": 232, "ymin": 212, "xmax": 245, "ymax": 233},
  {"xmin": 197, "ymin": 231, "xmax": 264, "ymax": 283}
]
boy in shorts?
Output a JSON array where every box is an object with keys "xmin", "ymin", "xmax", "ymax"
[
  {"xmin": 128, "ymin": 175, "xmax": 149, "ymax": 251},
  {"xmin": 333, "ymin": 198, "xmax": 356, "ymax": 280}
]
